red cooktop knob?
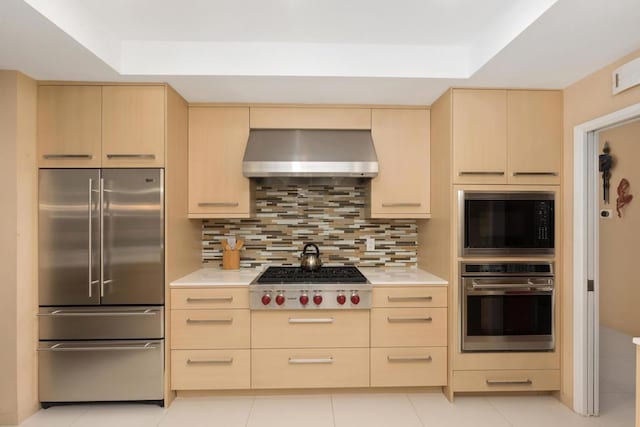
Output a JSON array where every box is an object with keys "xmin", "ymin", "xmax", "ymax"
[
  {"xmin": 350, "ymin": 293, "xmax": 360, "ymax": 305},
  {"xmin": 261, "ymin": 294, "xmax": 272, "ymax": 305},
  {"xmin": 299, "ymin": 294, "xmax": 309, "ymax": 305},
  {"xmin": 275, "ymin": 294, "xmax": 285, "ymax": 306},
  {"xmin": 313, "ymin": 294, "xmax": 323, "ymax": 305},
  {"xmin": 336, "ymin": 294, "xmax": 346, "ymax": 305}
]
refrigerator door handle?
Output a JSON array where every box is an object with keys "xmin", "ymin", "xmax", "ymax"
[
  {"xmin": 100, "ymin": 177, "xmax": 105, "ymax": 297},
  {"xmin": 38, "ymin": 308, "xmax": 160, "ymax": 317},
  {"xmin": 88, "ymin": 178, "xmax": 93, "ymax": 298}
]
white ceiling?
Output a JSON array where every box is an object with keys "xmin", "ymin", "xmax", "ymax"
[{"xmin": 1, "ymin": 0, "xmax": 640, "ymax": 104}]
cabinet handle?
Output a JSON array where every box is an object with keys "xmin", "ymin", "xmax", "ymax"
[
  {"xmin": 288, "ymin": 357, "xmax": 333, "ymax": 364},
  {"xmin": 512, "ymin": 171, "xmax": 558, "ymax": 176},
  {"xmin": 381, "ymin": 202, "xmax": 421, "ymax": 207},
  {"xmin": 198, "ymin": 202, "xmax": 240, "ymax": 207},
  {"xmin": 186, "ymin": 318, "xmax": 233, "ymax": 324},
  {"xmin": 106, "ymin": 154, "xmax": 156, "ymax": 159},
  {"xmin": 458, "ymin": 171, "xmax": 505, "ymax": 176},
  {"xmin": 486, "ymin": 379, "xmax": 533, "ymax": 386},
  {"xmin": 387, "ymin": 355, "xmax": 432, "ymax": 363},
  {"xmin": 387, "ymin": 316, "xmax": 432, "ymax": 323},
  {"xmin": 187, "ymin": 358, "xmax": 233, "ymax": 365},
  {"xmin": 43, "ymin": 154, "xmax": 93, "ymax": 159},
  {"xmin": 186, "ymin": 296, "xmax": 233, "ymax": 303},
  {"xmin": 387, "ymin": 296, "xmax": 432, "ymax": 302},
  {"xmin": 288, "ymin": 318, "xmax": 334, "ymax": 324}
]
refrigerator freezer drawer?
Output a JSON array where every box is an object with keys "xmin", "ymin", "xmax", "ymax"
[
  {"xmin": 38, "ymin": 306, "xmax": 164, "ymax": 340},
  {"xmin": 38, "ymin": 340, "xmax": 164, "ymax": 403}
]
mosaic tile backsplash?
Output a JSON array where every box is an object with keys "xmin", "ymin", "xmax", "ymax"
[{"xmin": 202, "ymin": 183, "xmax": 417, "ymax": 268}]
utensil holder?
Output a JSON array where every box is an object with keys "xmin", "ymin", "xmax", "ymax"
[{"xmin": 222, "ymin": 249, "xmax": 240, "ymax": 270}]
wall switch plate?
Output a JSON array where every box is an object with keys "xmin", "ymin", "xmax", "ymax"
[
  {"xmin": 600, "ymin": 209, "xmax": 613, "ymax": 219},
  {"xmin": 366, "ymin": 237, "xmax": 375, "ymax": 251}
]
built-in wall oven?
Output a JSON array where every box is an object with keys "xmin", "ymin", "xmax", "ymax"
[
  {"xmin": 459, "ymin": 191, "xmax": 555, "ymax": 256},
  {"xmin": 461, "ymin": 262, "xmax": 555, "ymax": 352}
]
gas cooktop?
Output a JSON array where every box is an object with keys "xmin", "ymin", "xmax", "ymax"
[
  {"xmin": 255, "ymin": 266, "xmax": 368, "ymax": 285},
  {"xmin": 249, "ymin": 266, "xmax": 371, "ymax": 310}
]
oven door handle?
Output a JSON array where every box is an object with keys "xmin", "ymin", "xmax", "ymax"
[{"xmin": 470, "ymin": 280, "xmax": 552, "ymax": 291}]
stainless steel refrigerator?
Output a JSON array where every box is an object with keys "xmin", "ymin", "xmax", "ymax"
[{"xmin": 38, "ymin": 169, "xmax": 165, "ymax": 407}]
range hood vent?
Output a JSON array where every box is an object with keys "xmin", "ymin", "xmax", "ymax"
[{"xmin": 243, "ymin": 129, "xmax": 378, "ymax": 178}]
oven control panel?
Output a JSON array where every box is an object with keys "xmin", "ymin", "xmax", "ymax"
[{"xmin": 249, "ymin": 287, "xmax": 371, "ymax": 310}]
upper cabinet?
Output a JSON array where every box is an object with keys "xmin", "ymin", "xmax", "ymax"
[
  {"xmin": 102, "ymin": 86, "xmax": 165, "ymax": 167},
  {"xmin": 250, "ymin": 107, "xmax": 371, "ymax": 129},
  {"xmin": 37, "ymin": 85, "xmax": 166, "ymax": 168},
  {"xmin": 507, "ymin": 90, "xmax": 562, "ymax": 185},
  {"xmin": 370, "ymin": 109, "xmax": 430, "ymax": 219},
  {"xmin": 188, "ymin": 107, "xmax": 251, "ymax": 218},
  {"xmin": 453, "ymin": 90, "xmax": 508, "ymax": 184},
  {"xmin": 37, "ymin": 86, "xmax": 102, "ymax": 168},
  {"xmin": 452, "ymin": 89, "xmax": 562, "ymax": 185}
]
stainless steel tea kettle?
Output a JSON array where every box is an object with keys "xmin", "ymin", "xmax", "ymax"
[{"xmin": 300, "ymin": 243, "xmax": 322, "ymax": 271}]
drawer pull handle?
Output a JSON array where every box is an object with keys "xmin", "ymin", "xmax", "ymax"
[
  {"xmin": 512, "ymin": 171, "xmax": 558, "ymax": 177},
  {"xmin": 187, "ymin": 358, "xmax": 233, "ymax": 365},
  {"xmin": 387, "ymin": 296, "xmax": 433, "ymax": 302},
  {"xmin": 43, "ymin": 154, "xmax": 93, "ymax": 159},
  {"xmin": 381, "ymin": 202, "xmax": 421, "ymax": 207},
  {"xmin": 198, "ymin": 202, "xmax": 240, "ymax": 207},
  {"xmin": 387, "ymin": 355, "xmax": 432, "ymax": 363},
  {"xmin": 387, "ymin": 316, "xmax": 433, "ymax": 323},
  {"xmin": 186, "ymin": 296, "xmax": 234, "ymax": 303},
  {"xmin": 458, "ymin": 171, "xmax": 505, "ymax": 176},
  {"xmin": 288, "ymin": 357, "xmax": 334, "ymax": 364},
  {"xmin": 486, "ymin": 379, "xmax": 533, "ymax": 386},
  {"xmin": 106, "ymin": 154, "xmax": 156, "ymax": 159},
  {"xmin": 288, "ymin": 318, "xmax": 334, "ymax": 324},
  {"xmin": 38, "ymin": 342, "xmax": 157, "ymax": 352},
  {"xmin": 186, "ymin": 318, "xmax": 233, "ymax": 324},
  {"xmin": 38, "ymin": 309, "xmax": 158, "ymax": 317}
]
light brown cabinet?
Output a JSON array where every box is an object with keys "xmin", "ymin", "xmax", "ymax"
[
  {"xmin": 507, "ymin": 90, "xmax": 562, "ymax": 185},
  {"xmin": 370, "ymin": 109, "xmax": 430, "ymax": 218},
  {"xmin": 452, "ymin": 89, "xmax": 562, "ymax": 185},
  {"xmin": 102, "ymin": 86, "xmax": 165, "ymax": 167},
  {"xmin": 452, "ymin": 89, "xmax": 508, "ymax": 184},
  {"xmin": 188, "ymin": 107, "xmax": 251, "ymax": 218},
  {"xmin": 170, "ymin": 288, "xmax": 250, "ymax": 390},
  {"xmin": 37, "ymin": 85, "xmax": 166, "ymax": 168},
  {"xmin": 37, "ymin": 85, "xmax": 102, "ymax": 168},
  {"xmin": 370, "ymin": 286, "xmax": 447, "ymax": 387},
  {"xmin": 249, "ymin": 107, "xmax": 371, "ymax": 129}
]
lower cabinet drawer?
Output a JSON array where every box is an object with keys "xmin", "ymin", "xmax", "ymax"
[
  {"xmin": 170, "ymin": 309, "xmax": 250, "ymax": 349},
  {"xmin": 171, "ymin": 349, "xmax": 250, "ymax": 390},
  {"xmin": 371, "ymin": 307, "xmax": 447, "ymax": 347},
  {"xmin": 371, "ymin": 347, "xmax": 447, "ymax": 387},
  {"xmin": 452, "ymin": 369, "xmax": 560, "ymax": 392},
  {"xmin": 252, "ymin": 348, "xmax": 369, "ymax": 389}
]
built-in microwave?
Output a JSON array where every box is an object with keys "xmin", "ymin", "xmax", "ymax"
[{"xmin": 459, "ymin": 191, "xmax": 555, "ymax": 256}]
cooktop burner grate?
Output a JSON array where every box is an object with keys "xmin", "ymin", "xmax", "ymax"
[{"xmin": 256, "ymin": 266, "xmax": 367, "ymax": 284}]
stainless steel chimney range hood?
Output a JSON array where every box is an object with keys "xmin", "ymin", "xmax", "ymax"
[{"xmin": 242, "ymin": 129, "xmax": 378, "ymax": 178}]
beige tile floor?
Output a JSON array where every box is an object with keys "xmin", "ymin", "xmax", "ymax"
[{"xmin": 10, "ymin": 392, "xmax": 633, "ymax": 427}]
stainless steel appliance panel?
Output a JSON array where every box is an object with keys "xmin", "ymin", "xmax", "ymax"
[
  {"xmin": 38, "ymin": 340, "xmax": 164, "ymax": 402},
  {"xmin": 39, "ymin": 169, "xmax": 101, "ymax": 306},
  {"xmin": 101, "ymin": 169, "xmax": 164, "ymax": 305},
  {"xmin": 38, "ymin": 306, "xmax": 164, "ymax": 340}
]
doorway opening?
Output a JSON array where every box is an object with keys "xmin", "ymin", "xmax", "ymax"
[{"xmin": 573, "ymin": 102, "xmax": 640, "ymax": 419}]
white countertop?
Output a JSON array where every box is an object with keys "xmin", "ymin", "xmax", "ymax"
[
  {"xmin": 170, "ymin": 266, "xmax": 447, "ymax": 287},
  {"xmin": 633, "ymin": 337, "xmax": 640, "ymax": 346},
  {"xmin": 170, "ymin": 268, "xmax": 262, "ymax": 287}
]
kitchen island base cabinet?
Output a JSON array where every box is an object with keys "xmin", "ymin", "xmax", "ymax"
[
  {"xmin": 171, "ymin": 349, "xmax": 250, "ymax": 390},
  {"xmin": 251, "ymin": 348, "xmax": 370, "ymax": 389},
  {"xmin": 371, "ymin": 347, "xmax": 447, "ymax": 387},
  {"xmin": 452, "ymin": 369, "xmax": 560, "ymax": 392}
]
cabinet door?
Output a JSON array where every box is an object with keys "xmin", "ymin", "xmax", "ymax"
[
  {"xmin": 102, "ymin": 86, "xmax": 165, "ymax": 167},
  {"xmin": 188, "ymin": 107, "xmax": 251, "ymax": 218},
  {"xmin": 507, "ymin": 90, "xmax": 562, "ymax": 185},
  {"xmin": 453, "ymin": 89, "xmax": 507, "ymax": 184},
  {"xmin": 250, "ymin": 107, "xmax": 371, "ymax": 129},
  {"xmin": 37, "ymin": 86, "xmax": 102, "ymax": 168},
  {"xmin": 370, "ymin": 109, "xmax": 430, "ymax": 218}
]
